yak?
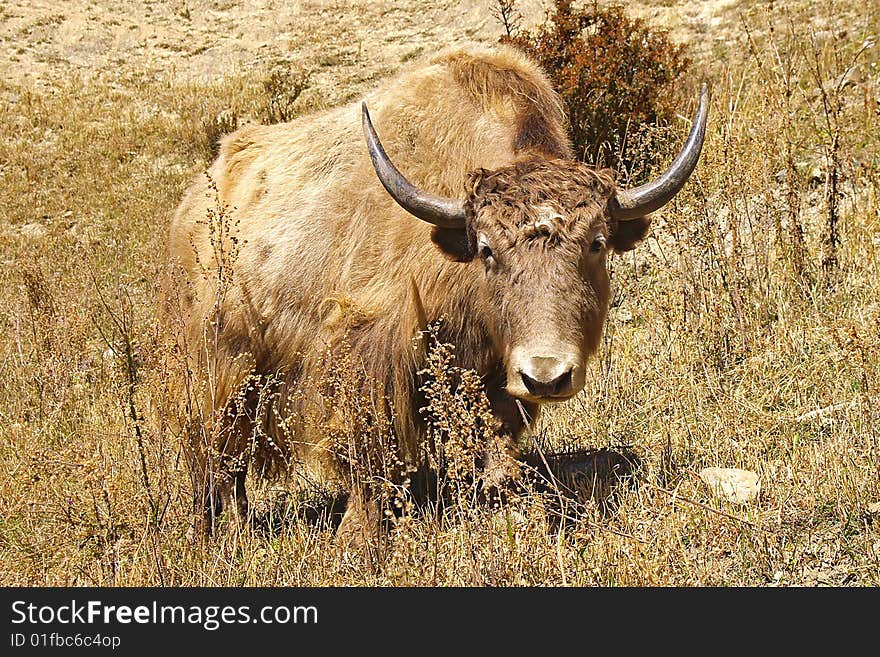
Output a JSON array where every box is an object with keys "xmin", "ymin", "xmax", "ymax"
[{"xmin": 164, "ymin": 45, "xmax": 707, "ymax": 540}]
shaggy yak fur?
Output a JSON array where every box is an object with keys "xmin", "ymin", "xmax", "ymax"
[{"xmin": 164, "ymin": 45, "xmax": 652, "ymax": 540}]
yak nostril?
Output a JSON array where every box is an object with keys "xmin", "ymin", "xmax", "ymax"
[
  {"xmin": 519, "ymin": 365, "xmax": 574, "ymax": 398},
  {"xmin": 519, "ymin": 370, "xmax": 541, "ymax": 396},
  {"xmin": 551, "ymin": 368, "xmax": 572, "ymax": 395}
]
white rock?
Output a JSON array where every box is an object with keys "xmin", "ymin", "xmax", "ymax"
[
  {"xmin": 699, "ymin": 467, "xmax": 760, "ymax": 504},
  {"xmin": 20, "ymin": 223, "xmax": 47, "ymax": 239}
]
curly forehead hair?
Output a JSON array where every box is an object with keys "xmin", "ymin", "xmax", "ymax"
[{"xmin": 467, "ymin": 159, "xmax": 616, "ymax": 215}]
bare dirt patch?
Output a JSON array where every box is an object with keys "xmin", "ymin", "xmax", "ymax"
[{"xmin": 1, "ymin": 1, "xmax": 741, "ymax": 96}]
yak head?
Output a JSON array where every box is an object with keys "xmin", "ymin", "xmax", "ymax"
[{"xmin": 362, "ymin": 86, "xmax": 707, "ymax": 403}]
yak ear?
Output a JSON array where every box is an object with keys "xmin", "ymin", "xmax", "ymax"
[
  {"xmin": 432, "ymin": 171, "xmax": 483, "ymax": 261},
  {"xmin": 431, "ymin": 226, "xmax": 476, "ymax": 262},
  {"xmin": 609, "ymin": 216, "xmax": 651, "ymax": 252}
]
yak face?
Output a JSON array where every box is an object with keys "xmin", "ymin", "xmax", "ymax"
[
  {"xmin": 360, "ymin": 87, "xmax": 706, "ymax": 402},
  {"xmin": 431, "ymin": 159, "xmax": 650, "ymax": 402}
]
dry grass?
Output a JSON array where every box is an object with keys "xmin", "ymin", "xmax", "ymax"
[{"xmin": 1, "ymin": 0, "xmax": 879, "ymax": 586}]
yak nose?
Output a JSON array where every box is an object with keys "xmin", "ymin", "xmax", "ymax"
[{"xmin": 519, "ymin": 356, "xmax": 576, "ymax": 398}]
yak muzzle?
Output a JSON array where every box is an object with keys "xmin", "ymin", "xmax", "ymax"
[{"xmin": 506, "ymin": 346, "xmax": 584, "ymax": 402}]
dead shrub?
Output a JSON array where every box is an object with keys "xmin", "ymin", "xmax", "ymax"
[
  {"xmin": 259, "ymin": 65, "xmax": 309, "ymax": 125},
  {"xmin": 499, "ymin": 0, "xmax": 690, "ymax": 171}
]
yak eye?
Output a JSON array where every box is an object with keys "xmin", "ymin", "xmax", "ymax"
[
  {"xmin": 590, "ymin": 235, "xmax": 607, "ymax": 253},
  {"xmin": 478, "ymin": 235, "xmax": 494, "ymax": 261},
  {"xmin": 478, "ymin": 237, "xmax": 496, "ymax": 271}
]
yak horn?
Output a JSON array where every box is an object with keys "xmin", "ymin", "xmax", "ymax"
[
  {"xmin": 610, "ymin": 84, "xmax": 709, "ymax": 221},
  {"xmin": 362, "ymin": 102, "xmax": 467, "ymax": 229}
]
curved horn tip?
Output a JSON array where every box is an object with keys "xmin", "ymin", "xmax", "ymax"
[
  {"xmin": 361, "ymin": 101, "xmax": 373, "ymax": 129},
  {"xmin": 697, "ymin": 83, "xmax": 709, "ymax": 116},
  {"xmin": 610, "ymin": 84, "xmax": 709, "ymax": 221}
]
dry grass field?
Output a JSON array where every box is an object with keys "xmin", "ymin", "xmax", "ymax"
[{"xmin": 1, "ymin": 0, "xmax": 879, "ymax": 586}]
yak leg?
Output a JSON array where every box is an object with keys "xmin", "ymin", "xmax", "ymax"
[
  {"xmin": 189, "ymin": 447, "xmax": 223, "ymax": 537},
  {"xmin": 209, "ymin": 408, "xmax": 254, "ymax": 529},
  {"xmin": 335, "ymin": 488, "xmax": 380, "ymax": 550},
  {"xmin": 481, "ymin": 433, "xmax": 523, "ymax": 492},
  {"xmin": 186, "ymin": 373, "xmax": 256, "ymax": 537},
  {"xmin": 218, "ymin": 464, "xmax": 250, "ymax": 524},
  {"xmin": 481, "ymin": 379, "xmax": 540, "ymax": 501},
  {"xmin": 188, "ymin": 446, "xmax": 251, "ymax": 538}
]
